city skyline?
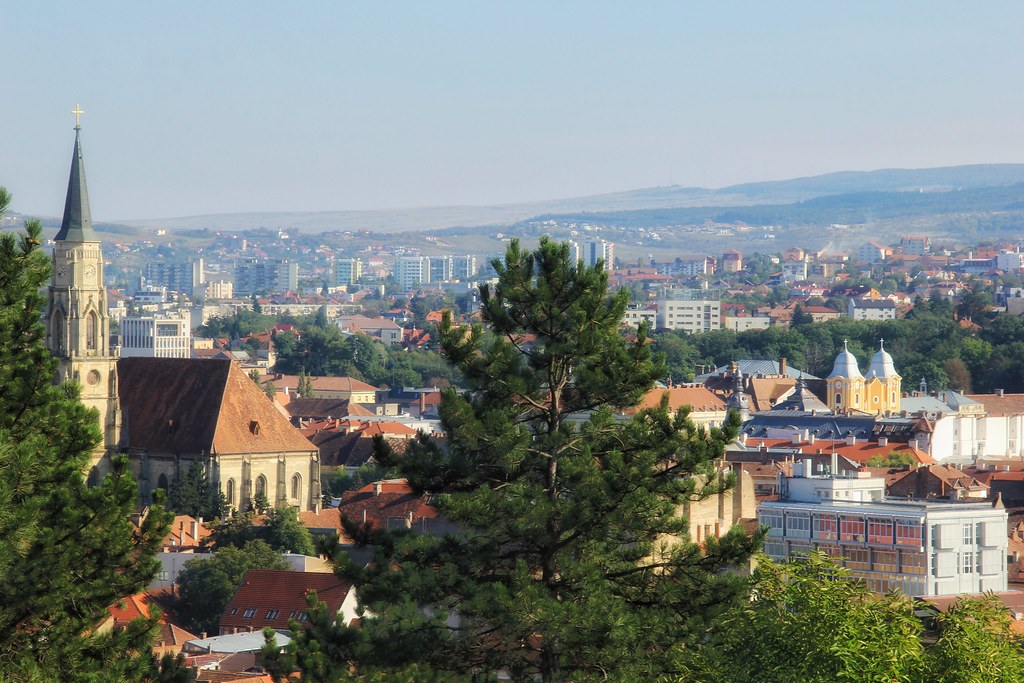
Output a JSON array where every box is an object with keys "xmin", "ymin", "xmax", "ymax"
[{"xmin": 3, "ymin": 2, "xmax": 1023, "ymax": 221}]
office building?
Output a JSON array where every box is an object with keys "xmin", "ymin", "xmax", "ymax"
[{"xmin": 120, "ymin": 311, "xmax": 191, "ymax": 359}]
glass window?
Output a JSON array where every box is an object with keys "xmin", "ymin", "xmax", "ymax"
[
  {"xmin": 872, "ymin": 549, "xmax": 898, "ymax": 572},
  {"xmin": 900, "ymin": 551, "xmax": 927, "ymax": 575},
  {"xmin": 963, "ymin": 523, "xmax": 975, "ymax": 546},
  {"xmin": 786, "ymin": 514, "xmax": 810, "ymax": 534},
  {"xmin": 242, "ymin": 608, "xmax": 257, "ymax": 618},
  {"xmin": 895, "ymin": 520, "xmax": 923, "ymax": 547},
  {"xmin": 813, "ymin": 514, "xmax": 838, "ymax": 540},
  {"xmin": 867, "ymin": 518, "xmax": 894, "ymax": 545},
  {"xmin": 266, "ymin": 610, "xmax": 279, "ymax": 619},
  {"xmin": 840, "ymin": 516, "xmax": 865, "ymax": 541},
  {"xmin": 761, "ymin": 511, "xmax": 784, "ymax": 536},
  {"xmin": 962, "ymin": 551, "xmax": 975, "ymax": 574},
  {"xmin": 844, "ymin": 547, "xmax": 870, "ymax": 570}
]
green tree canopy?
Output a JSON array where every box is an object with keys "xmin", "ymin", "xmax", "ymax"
[
  {"xmin": 268, "ymin": 238, "xmax": 759, "ymax": 681},
  {"xmin": 176, "ymin": 540, "xmax": 288, "ymax": 636},
  {"xmin": 0, "ymin": 208, "xmax": 171, "ymax": 680}
]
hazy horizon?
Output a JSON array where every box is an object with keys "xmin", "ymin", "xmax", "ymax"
[{"xmin": 4, "ymin": 2, "xmax": 1023, "ymax": 222}]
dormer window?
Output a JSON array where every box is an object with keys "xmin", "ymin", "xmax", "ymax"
[{"xmin": 250, "ymin": 420, "xmax": 260, "ymax": 435}]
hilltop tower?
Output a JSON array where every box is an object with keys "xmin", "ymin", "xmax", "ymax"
[{"xmin": 45, "ymin": 109, "xmax": 120, "ymax": 466}]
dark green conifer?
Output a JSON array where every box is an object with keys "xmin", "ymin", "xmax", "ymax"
[{"xmin": 268, "ymin": 238, "xmax": 758, "ymax": 681}]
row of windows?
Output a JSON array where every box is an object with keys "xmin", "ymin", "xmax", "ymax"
[
  {"xmin": 223, "ymin": 473, "xmax": 304, "ymax": 505},
  {"xmin": 764, "ymin": 512, "xmax": 924, "ymax": 547},
  {"xmin": 765, "ymin": 541, "xmax": 928, "ymax": 576},
  {"xmin": 228, "ymin": 607, "xmax": 306, "ymax": 621}
]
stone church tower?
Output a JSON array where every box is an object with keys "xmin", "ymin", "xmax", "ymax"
[{"xmin": 45, "ymin": 114, "xmax": 120, "ymax": 468}]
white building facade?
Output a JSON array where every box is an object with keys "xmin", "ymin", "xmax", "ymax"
[
  {"xmin": 759, "ymin": 464, "xmax": 1007, "ymax": 597},
  {"xmin": 120, "ymin": 311, "xmax": 191, "ymax": 358},
  {"xmin": 658, "ymin": 289, "xmax": 721, "ymax": 333}
]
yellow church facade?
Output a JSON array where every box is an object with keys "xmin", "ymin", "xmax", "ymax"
[{"xmin": 826, "ymin": 341, "xmax": 901, "ymax": 415}]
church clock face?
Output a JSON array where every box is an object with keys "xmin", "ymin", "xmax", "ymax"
[{"xmin": 84, "ymin": 264, "xmax": 96, "ymax": 284}]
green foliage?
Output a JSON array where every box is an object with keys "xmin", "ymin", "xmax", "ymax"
[
  {"xmin": 682, "ymin": 553, "xmax": 1024, "ymax": 683},
  {"xmin": 0, "ymin": 214, "xmax": 171, "ymax": 679},
  {"xmin": 208, "ymin": 506, "xmax": 316, "ymax": 556},
  {"xmin": 176, "ymin": 540, "xmax": 288, "ymax": 636},
  {"xmin": 866, "ymin": 452, "xmax": 916, "ymax": 468},
  {"xmin": 268, "ymin": 238, "xmax": 760, "ymax": 681},
  {"xmin": 297, "ymin": 367, "xmax": 314, "ymax": 398},
  {"xmin": 167, "ymin": 460, "xmax": 225, "ymax": 519},
  {"xmin": 682, "ymin": 552, "xmax": 926, "ymax": 682},
  {"xmin": 198, "ymin": 309, "xmax": 279, "ymax": 340}
]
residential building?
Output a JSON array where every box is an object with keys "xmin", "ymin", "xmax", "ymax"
[
  {"xmin": 430, "ymin": 255, "xmax": 453, "ymax": 282},
  {"xmin": 233, "ymin": 257, "xmax": 298, "ymax": 295},
  {"xmin": 451, "ymin": 254, "xmax": 478, "ymax": 280},
  {"xmin": 394, "ymin": 256, "xmax": 431, "ymax": 290},
  {"xmin": 219, "ymin": 569, "xmax": 357, "ymax": 635},
  {"xmin": 622, "ymin": 303, "xmax": 658, "ymax": 329},
  {"xmin": 203, "ymin": 280, "xmax": 233, "ymax": 300},
  {"xmin": 334, "ymin": 257, "xmax": 363, "ymax": 286},
  {"xmin": 583, "ymin": 239, "xmax": 614, "ymax": 272},
  {"xmin": 721, "ymin": 249, "xmax": 743, "ymax": 273},
  {"xmin": 143, "ymin": 260, "xmax": 204, "ymax": 296},
  {"xmin": 336, "ymin": 315, "xmax": 403, "ymax": 345},
  {"xmin": 722, "ymin": 315, "xmax": 771, "ymax": 332},
  {"xmin": 759, "ymin": 464, "xmax": 1008, "ymax": 596},
  {"xmin": 901, "ymin": 236, "xmax": 931, "ymax": 255},
  {"xmin": 658, "ymin": 289, "xmax": 721, "ymax": 333},
  {"xmin": 120, "ymin": 311, "xmax": 191, "ymax": 359},
  {"xmin": 857, "ymin": 242, "xmax": 888, "ymax": 263},
  {"xmin": 848, "ymin": 298, "xmax": 897, "ymax": 320}
]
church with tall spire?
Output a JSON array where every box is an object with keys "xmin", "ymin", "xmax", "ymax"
[
  {"xmin": 45, "ymin": 107, "xmax": 121, "ymax": 467},
  {"xmin": 44, "ymin": 111, "xmax": 322, "ymax": 510}
]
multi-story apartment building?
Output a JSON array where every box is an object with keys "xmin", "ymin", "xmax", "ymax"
[
  {"xmin": 394, "ymin": 256, "xmax": 431, "ymax": 290},
  {"xmin": 848, "ymin": 298, "xmax": 897, "ymax": 320},
  {"xmin": 120, "ymin": 311, "xmax": 191, "ymax": 359},
  {"xmin": 234, "ymin": 258, "xmax": 298, "ymax": 295},
  {"xmin": 721, "ymin": 249, "xmax": 743, "ymax": 273},
  {"xmin": 622, "ymin": 304, "xmax": 658, "ymax": 330},
  {"xmin": 451, "ymin": 255, "xmax": 478, "ymax": 280},
  {"xmin": 143, "ymin": 260, "xmax": 205, "ymax": 296},
  {"xmin": 583, "ymin": 239, "xmax": 614, "ymax": 272},
  {"xmin": 430, "ymin": 256, "xmax": 453, "ymax": 283},
  {"xmin": 658, "ymin": 289, "xmax": 721, "ymax": 333},
  {"xmin": 335, "ymin": 257, "xmax": 363, "ymax": 286},
  {"xmin": 759, "ymin": 464, "xmax": 1007, "ymax": 597}
]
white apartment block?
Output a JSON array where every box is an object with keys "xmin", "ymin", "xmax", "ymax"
[
  {"xmin": 722, "ymin": 315, "xmax": 770, "ymax": 332},
  {"xmin": 658, "ymin": 289, "xmax": 721, "ymax": 333},
  {"xmin": 759, "ymin": 463, "xmax": 1007, "ymax": 597},
  {"xmin": 204, "ymin": 280, "xmax": 234, "ymax": 300},
  {"xmin": 848, "ymin": 299, "xmax": 897, "ymax": 320},
  {"xmin": 451, "ymin": 255, "xmax": 478, "ymax": 280},
  {"xmin": 120, "ymin": 311, "xmax": 191, "ymax": 359},
  {"xmin": 583, "ymin": 239, "xmax": 614, "ymax": 272},
  {"xmin": 622, "ymin": 305, "xmax": 658, "ymax": 329},
  {"xmin": 394, "ymin": 256, "xmax": 431, "ymax": 290}
]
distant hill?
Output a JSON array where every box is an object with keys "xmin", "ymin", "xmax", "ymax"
[{"xmin": 112, "ymin": 163, "xmax": 1024, "ymax": 234}]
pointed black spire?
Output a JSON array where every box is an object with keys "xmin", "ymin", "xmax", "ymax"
[{"xmin": 55, "ymin": 112, "xmax": 96, "ymax": 243}]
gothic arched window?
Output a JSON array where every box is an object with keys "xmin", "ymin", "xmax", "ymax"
[
  {"xmin": 226, "ymin": 478, "xmax": 235, "ymax": 506},
  {"xmin": 291, "ymin": 473, "xmax": 301, "ymax": 500},
  {"xmin": 255, "ymin": 474, "xmax": 267, "ymax": 499},
  {"xmin": 86, "ymin": 311, "xmax": 98, "ymax": 351},
  {"xmin": 157, "ymin": 473, "xmax": 169, "ymax": 492}
]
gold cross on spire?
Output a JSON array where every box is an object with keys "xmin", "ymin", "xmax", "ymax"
[{"xmin": 72, "ymin": 104, "xmax": 84, "ymax": 128}]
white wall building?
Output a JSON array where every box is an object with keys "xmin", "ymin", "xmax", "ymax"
[
  {"xmin": 394, "ymin": 256, "xmax": 431, "ymax": 290},
  {"xmin": 759, "ymin": 463, "xmax": 1007, "ymax": 597},
  {"xmin": 583, "ymin": 239, "xmax": 614, "ymax": 272},
  {"xmin": 658, "ymin": 289, "xmax": 721, "ymax": 333},
  {"xmin": 120, "ymin": 311, "xmax": 191, "ymax": 358}
]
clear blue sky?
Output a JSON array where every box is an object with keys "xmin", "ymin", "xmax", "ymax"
[{"xmin": 3, "ymin": 1, "xmax": 1023, "ymax": 220}]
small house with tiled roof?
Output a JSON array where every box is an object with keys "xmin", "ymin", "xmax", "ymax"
[
  {"xmin": 118, "ymin": 358, "xmax": 321, "ymax": 512},
  {"xmin": 335, "ymin": 479, "xmax": 453, "ymax": 535},
  {"xmin": 219, "ymin": 570, "xmax": 357, "ymax": 636}
]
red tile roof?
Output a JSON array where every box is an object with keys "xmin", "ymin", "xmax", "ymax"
[
  {"xmin": 744, "ymin": 438, "xmax": 934, "ymax": 465},
  {"xmin": 219, "ymin": 570, "xmax": 352, "ymax": 634},
  {"xmin": 337, "ymin": 479, "xmax": 438, "ymax": 531}
]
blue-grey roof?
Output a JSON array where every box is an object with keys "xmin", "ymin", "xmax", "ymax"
[
  {"xmin": 939, "ymin": 390, "xmax": 981, "ymax": 410},
  {"xmin": 695, "ymin": 360, "xmax": 818, "ymax": 383},
  {"xmin": 186, "ymin": 629, "xmax": 292, "ymax": 654},
  {"xmin": 54, "ymin": 127, "xmax": 98, "ymax": 243},
  {"xmin": 901, "ymin": 396, "xmax": 957, "ymax": 416}
]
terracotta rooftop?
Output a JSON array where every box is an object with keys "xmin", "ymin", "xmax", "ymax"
[
  {"xmin": 118, "ymin": 358, "xmax": 316, "ymax": 456},
  {"xmin": 220, "ymin": 570, "xmax": 352, "ymax": 634},
  {"xmin": 262, "ymin": 374, "xmax": 379, "ymax": 393},
  {"xmin": 965, "ymin": 393, "xmax": 1024, "ymax": 417},
  {"xmin": 624, "ymin": 386, "xmax": 728, "ymax": 414},
  {"xmin": 337, "ymin": 479, "xmax": 438, "ymax": 531},
  {"xmin": 286, "ymin": 398, "xmax": 375, "ymax": 421},
  {"xmin": 743, "ymin": 438, "xmax": 935, "ymax": 466}
]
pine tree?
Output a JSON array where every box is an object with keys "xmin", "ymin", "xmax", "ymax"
[
  {"xmin": 297, "ymin": 367, "xmax": 314, "ymax": 398},
  {"xmin": 0, "ymin": 208, "xmax": 171, "ymax": 679},
  {"xmin": 268, "ymin": 238, "xmax": 759, "ymax": 681}
]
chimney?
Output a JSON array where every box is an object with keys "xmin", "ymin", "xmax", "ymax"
[
  {"xmin": 362, "ymin": 509, "xmax": 367, "ymax": 523},
  {"xmin": 780, "ymin": 357, "xmax": 788, "ymax": 376},
  {"xmin": 190, "ymin": 519, "xmax": 199, "ymax": 541},
  {"xmin": 997, "ymin": 389, "xmax": 1005, "ymax": 397},
  {"xmin": 846, "ymin": 435, "xmax": 857, "ymax": 446},
  {"xmin": 878, "ymin": 436, "xmax": 888, "ymax": 447},
  {"xmin": 791, "ymin": 433, "xmax": 802, "ymax": 445},
  {"xmin": 374, "ymin": 481, "xmax": 383, "ymax": 496},
  {"xmin": 808, "ymin": 434, "xmax": 816, "ymax": 444},
  {"xmin": 831, "ymin": 451, "xmax": 839, "ymax": 477}
]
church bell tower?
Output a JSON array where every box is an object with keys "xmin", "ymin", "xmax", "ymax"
[{"xmin": 45, "ymin": 107, "xmax": 120, "ymax": 459}]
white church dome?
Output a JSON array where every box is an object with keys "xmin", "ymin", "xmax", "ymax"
[
  {"xmin": 826, "ymin": 342, "xmax": 864, "ymax": 380},
  {"xmin": 868, "ymin": 340, "xmax": 900, "ymax": 379}
]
